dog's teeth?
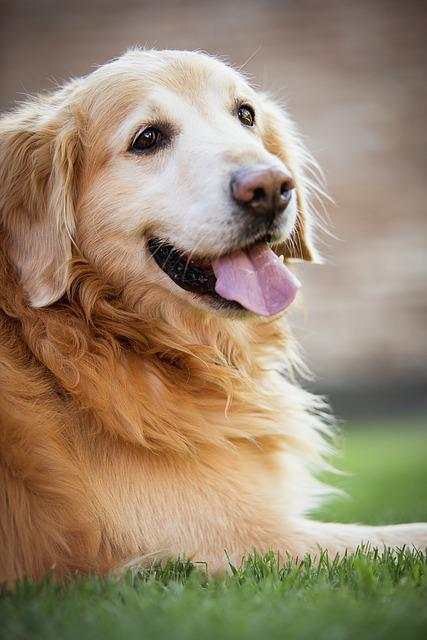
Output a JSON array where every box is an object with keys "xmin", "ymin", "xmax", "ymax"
[{"xmin": 278, "ymin": 254, "xmax": 284, "ymax": 263}]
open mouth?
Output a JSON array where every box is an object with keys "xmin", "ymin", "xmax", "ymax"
[{"xmin": 147, "ymin": 236, "xmax": 301, "ymax": 317}]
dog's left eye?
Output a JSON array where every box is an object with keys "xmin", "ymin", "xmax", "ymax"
[
  {"xmin": 237, "ymin": 105, "xmax": 255, "ymax": 127},
  {"xmin": 130, "ymin": 127, "xmax": 163, "ymax": 152}
]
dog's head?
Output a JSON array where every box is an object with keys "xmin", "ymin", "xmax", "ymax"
[{"xmin": 0, "ymin": 50, "xmax": 320, "ymax": 318}]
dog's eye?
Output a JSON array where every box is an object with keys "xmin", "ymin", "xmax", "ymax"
[
  {"xmin": 131, "ymin": 127, "xmax": 162, "ymax": 152},
  {"xmin": 237, "ymin": 105, "xmax": 255, "ymax": 127}
]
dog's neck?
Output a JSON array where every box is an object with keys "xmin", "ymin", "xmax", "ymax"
[{"xmin": 1, "ymin": 253, "xmax": 322, "ymax": 456}]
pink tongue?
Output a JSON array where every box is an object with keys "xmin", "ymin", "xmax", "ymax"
[{"xmin": 212, "ymin": 243, "xmax": 301, "ymax": 317}]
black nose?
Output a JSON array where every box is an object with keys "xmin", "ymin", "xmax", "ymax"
[{"xmin": 231, "ymin": 164, "xmax": 295, "ymax": 217}]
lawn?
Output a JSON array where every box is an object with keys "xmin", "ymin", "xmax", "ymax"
[{"xmin": 1, "ymin": 418, "xmax": 427, "ymax": 640}]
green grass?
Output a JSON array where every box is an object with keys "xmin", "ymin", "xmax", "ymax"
[
  {"xmin": 315, "ymin": 417, "xmax": 427, "ymax": 525},
  {"xmin": 2, "ymin": 419, "xmax": 427, "ymax": 640}
]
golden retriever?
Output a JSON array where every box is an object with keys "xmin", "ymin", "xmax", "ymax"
[{"xmin": 0, "ymin": 49, "xmax": 426, "ymax": 583}]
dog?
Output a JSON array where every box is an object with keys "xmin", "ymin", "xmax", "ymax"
[{"xmin": 0, "ymin": 49, "xmax": 426, "ymax": 583}]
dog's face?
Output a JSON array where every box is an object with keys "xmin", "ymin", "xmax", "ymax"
[{"xmin": 0, "ymin": 50, "xmax": 318, "ymax": 318}]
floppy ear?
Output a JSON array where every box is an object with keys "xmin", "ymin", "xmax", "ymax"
[
  {"xmin": 260, "ymin": 95, "xmax": 322, "ymax": 263},
  {"xmin": 0, "ymin": 102, "xmax": 79, "ymax": 307}
]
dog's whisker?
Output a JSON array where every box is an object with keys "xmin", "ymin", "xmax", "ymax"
[
  {"xmin": 237, "ymin": 46, "xmax": 261, "ymax": 74},
  {"xmin": 182, "ymin": 236, "xmax": 208, "ymax": 279}
]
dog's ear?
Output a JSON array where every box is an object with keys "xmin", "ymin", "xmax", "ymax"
[
  {"xmin": 260, "ymin": 95, "xmax": 322, "ymax": 262},
  {"xmin": 0, "ymin": 101, "xmax": 80, "ymax": 307}
]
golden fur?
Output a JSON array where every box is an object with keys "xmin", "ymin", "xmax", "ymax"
[{"xmin": 0, "ymin": 50, "xmax": 426, "ymax": 583}]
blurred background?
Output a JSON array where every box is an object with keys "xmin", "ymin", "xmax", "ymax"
[{"xmin": 1, "ymin": 0, "xmax": 426, "ymax": 422}]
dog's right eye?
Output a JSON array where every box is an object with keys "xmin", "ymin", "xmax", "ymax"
[{"xmin": 130, "ymin": 127, "xmax": 162, "ymax": 153}]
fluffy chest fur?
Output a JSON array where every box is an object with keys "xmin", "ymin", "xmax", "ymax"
[{"xmin": 0, "ymin": 270, "xmax": 328, "ymax": 578}]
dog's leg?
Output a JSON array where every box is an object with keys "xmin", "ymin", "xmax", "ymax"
[
  {"xmin": 111, "ymin": 519, "xmax": 427, "ymax": 577},
  {"xmin": 207, "ymin": 520, "xmax": 427, "ymax": 572},
  {"xmin": 286, "ymin": 519, "xmax": 427, "ymax": 557}
]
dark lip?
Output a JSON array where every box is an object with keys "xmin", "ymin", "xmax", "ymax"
[
  {"xmin": 147, "ymin": 232, "xmax": 281, "ymax": 299},
  {"xmin": 147, "ymin": 238, "xmax": 217, "ymax": 295}
]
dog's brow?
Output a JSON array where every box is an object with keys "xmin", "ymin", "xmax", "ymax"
[
  {"xmin": 153, "ymin": 62, "xmax": 242, "ymax": 107},
  {"xmin": 113, "ymin": 99, "xmax": 176, "ymax": 148},
  {"xmin": 142, "ymin": 103, "xmax": 169, "ymax": 122}
]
